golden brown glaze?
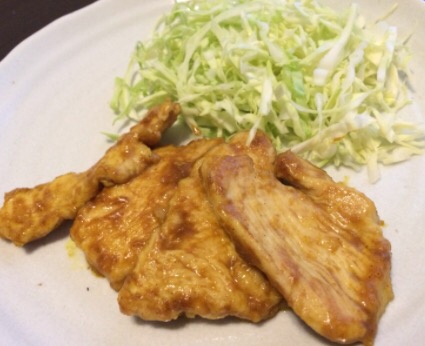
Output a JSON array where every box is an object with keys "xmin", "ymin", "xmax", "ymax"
[
  {"xmin": 71, "ymin": 138, "xmax": 223, "ymax": 290},
  {"xmin": 118, "ymin": 132, "xmax": 283, "ymax": 321},
  {"xmin": 0, "ymin": 101, "xmax": 180, "ymax": 246},
  {"xmin": 200, "ymin": 148, "xmax": 392, "ymax": 345}
]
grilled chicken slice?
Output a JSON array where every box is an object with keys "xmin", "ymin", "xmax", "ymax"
[
  {"xmin": 71, "ymin": 138, "xmax": 223, "ymax": 290},
  {"xmin": 200, "ymin": 149, "xmax": 392, "ymax": 345},
  {"xmin": 118, "ymin": 131, "xmax": 283, "ymax": 321},
  {"xmin": 0, "ymin": 101, "xmax": 180, "ymax": 246}
]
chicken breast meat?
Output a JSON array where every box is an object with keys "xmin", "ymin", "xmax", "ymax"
[
  {"xmin": 200, "ymin": 148, "xmax": 393, "ymax": 345},
  {"xmin": 0, "ymin": 101, "xmax": 180, "ymax": 246},
  {"xmin": 71, "ymin": 138, "xmax": 223, "ymax": 290},
  {"xmin": 1, "ymin": 97, "xmax": 393, "ymax": 344},
  {"xmin": 118, "ymin": 131, "xmax": 283, "ymax": 322}
]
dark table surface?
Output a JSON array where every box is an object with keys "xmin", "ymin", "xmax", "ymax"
[{"xmin": 0, "ymin": 0, "xmax": 98, "ymax": 62}]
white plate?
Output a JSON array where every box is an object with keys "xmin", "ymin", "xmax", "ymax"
[{"xmin": 0, "ymin": 0, "xmax": 424, "ymax": 345}]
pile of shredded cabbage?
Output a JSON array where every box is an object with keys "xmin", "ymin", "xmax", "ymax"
[{"xmin": 111, "ymin": 0, "xmax": 425, "ymax": 182}]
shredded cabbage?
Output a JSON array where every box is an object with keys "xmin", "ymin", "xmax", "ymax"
[{"xmin": 111, "ymin": 0, "xmax": 425, "ymax": 182}]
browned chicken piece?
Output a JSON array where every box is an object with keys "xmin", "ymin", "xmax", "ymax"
[
  {"xmin": 200, "ymin": 148, "xmax": 392, "ymax": 345},
  {"xmin": 71, "ymin": 138, "xmax": 223, "ymax": 290},
  {"xmin": 118, "ymin": 131, "xmax": 283, "ymax": 322},
  {"xmin": 0, "ymin": 101, "xmax": 180, "ymax": 246}
]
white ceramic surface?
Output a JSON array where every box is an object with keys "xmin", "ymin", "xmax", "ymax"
[{"xmin": 0, "ymin": 0, "xmax": 424, "ymax": 345}]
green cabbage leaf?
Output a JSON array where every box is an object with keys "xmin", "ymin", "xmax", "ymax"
[{"xmin": 111, "ymin": 0, "xmax": 425, "ymax": 182}]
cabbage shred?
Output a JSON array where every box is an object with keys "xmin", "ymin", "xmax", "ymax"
[{"xmin": 111, "ymin": 0, "xmax": 425, "ymax": 182}]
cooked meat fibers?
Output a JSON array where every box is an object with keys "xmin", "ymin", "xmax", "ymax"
[
  {"xmin": 200, "ymin": 149, "xmax": 392, "ymax": 345},
  {"xmin": 0, "ymin": 101, "xmax": 180, "ymax": 245},
  {"xmin": 118, "ymin": 131, "xmax": 283, "ymax": 322},
  {"xmin": 71, "ymin": 138, "xmax": 222, "ymax": 290}
]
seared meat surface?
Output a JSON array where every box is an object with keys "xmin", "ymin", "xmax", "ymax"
[
  {"xmin": 71, "ymin": 138, "xmax": 222, "ymax": 290},
  {"xmin": 0, "ymin": 100, "xmax": 393, "ymax": 344},
  {"xmin": 118, "ymin": 131, "xmax": 283, "ymax": 322},
  {"xmin": 200, "ymin": 149, "xmax": 392, "ymax": 345},
  {"xmin": 0, "ymin": 101, "xmax": 180, "ymax": 246}
]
